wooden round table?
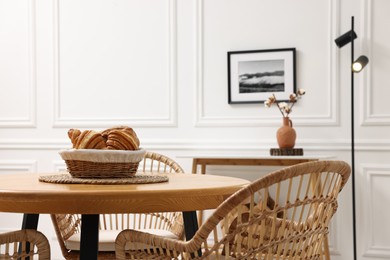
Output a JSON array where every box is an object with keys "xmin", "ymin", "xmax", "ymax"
[{"xmin": 0, "ymin": 172, "xmax": 249, "ymax": 259}]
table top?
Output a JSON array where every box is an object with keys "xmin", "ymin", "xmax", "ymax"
[
  {"xmin": 0, "ymin": 172, "xmax": 249, "ymax": 215},
  {"xmin": 178, "ymin": 154, "xmax": 334, "ymax": 160}
]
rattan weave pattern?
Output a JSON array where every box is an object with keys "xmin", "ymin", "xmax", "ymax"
[
  {"xmin": 0, "ymin": 229, "xmax": 50, "ymax": 260},
  {"xmin": 65, "ymin": 160, "xmax": 139, "ymax": 178},
  {"xmin": 59, "ymin": 148, "xmax": 146, "ymax": 178}
]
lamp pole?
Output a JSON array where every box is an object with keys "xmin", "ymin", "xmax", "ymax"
[
  {"xmin": 335, "ymin": 15, "xmax": 368, "ymax": 260},
  {"xmin": 350, "ymin": 16, "xmax": 357, "ymax": 260}
]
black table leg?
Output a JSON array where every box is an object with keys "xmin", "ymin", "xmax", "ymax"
[
  {"xmin": 80, "ymin": 214, "xmax": 99, "ymax": 260},
  {"xmin": 21, "ymin": 213, "xmax": 39, "ymax": 229},
  {"xmin": 20, "ymin": 214, "xmax": 39, "ymax": 260},
  {"xmin": 183, "ymin": 211, "xmax": 202, "ymax": 257}
]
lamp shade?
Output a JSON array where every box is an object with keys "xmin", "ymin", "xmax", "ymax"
[
  {"xmin": 335, "ymin": 30, "xmax": 358, "ymax": 48},
  {"xmin": 352, "ymin": 55, "xmax": 369, "ymax": 72}
]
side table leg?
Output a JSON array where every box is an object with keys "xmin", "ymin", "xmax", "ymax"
[
  {"xmin": 80, "ymin": 214, "xmax": 99, "ymax": 260},
  {"xmin": 198, "ymin": 163, "xmax": 206, "ymax": 226},
  {"xmin": 191, "ymin": 159, "xmax": 198, "ymax": 174},
  {"xmin": 201, "ymin": 164, "xmax": 206, "ymax": 174}
]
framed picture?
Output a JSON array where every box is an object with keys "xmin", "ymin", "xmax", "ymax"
[{"xmin": 228, "ymin": 48, "xmax": 296, "ymax": 104}]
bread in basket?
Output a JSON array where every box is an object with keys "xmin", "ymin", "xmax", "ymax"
[
  {"xmin": 60, "ymin": 149, "xmax": 145, "ymax": 178},
  {"xmin": 61, "ymin": 126, "xmax": 144, "ymax": 178}
]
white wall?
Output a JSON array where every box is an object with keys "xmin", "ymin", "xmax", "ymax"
[{"xmin": 0, "ymin": 0, "xmax": 389, "ymax": 259}]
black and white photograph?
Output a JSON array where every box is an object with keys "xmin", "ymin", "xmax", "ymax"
[{"xmin": 228, "ymin": 48, "xmax": 296, "ymax": 104}]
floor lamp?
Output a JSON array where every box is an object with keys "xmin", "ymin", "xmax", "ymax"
[{"xmin": 334, "ymin": 16, "xmax": 369, "ymax": 260}]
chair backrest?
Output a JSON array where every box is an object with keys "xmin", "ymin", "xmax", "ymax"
[
  {"xmin": 140, "ymin": 151, "xmax": 185, "ymax": 173},
  {"xmin": 191, "ymin": 161, "xmax": 350, "ymax": 259},
  {"xmin": 98, "ymin": 151, "xmax": 185, "ymax": 234},
  {"xmin": 51, "ymin": 151, "xmax": 185, "ymax": 257},
  {"xmin": 190, "ymin": 160, "xmax": 351, "ymax": 259},
  {"xmin": 0, "ymin": 229, "xmax": 50, "ymax": 260}
]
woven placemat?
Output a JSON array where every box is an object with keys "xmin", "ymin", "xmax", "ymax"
[{"xmin": 39, "ymin": 173, "xmax": 168, "ymax": 185}]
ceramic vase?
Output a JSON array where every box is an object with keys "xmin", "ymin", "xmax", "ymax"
[{"xmin": 276, "ymin": 117, "xmax": 296, "ymax": 149}]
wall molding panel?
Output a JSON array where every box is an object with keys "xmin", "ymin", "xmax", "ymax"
[
  {"xmin": 360, "ymin": 0, "xmax": 390, "ymax": 126},
  {"xmin": 0, "ymin": 160, "xmax": 37, "ymax": 173},
  {"xmin": 53, "ymin": 160, "xmax": 66, "ymax": 172},
  {"xmin": 0, "ymin": 139, "xmax": 68, "ymax": 150},
  {"xmin": 328, "ymin": 218, "xmax": 341, "ymax": 256},
  {"xmin": 361, "ymin": 164, "xmax": 390, "ymax": 258},
  {"xmin": 52, "ymin": 0, "xmax": 178, "ymax": 128},
  {"xmin": 194, "ymin": 0, "xmax": 339, "ymax": 127},
  {"xmin": 0, "ymin": 0, "xmax": 37, "ymax": 128}
]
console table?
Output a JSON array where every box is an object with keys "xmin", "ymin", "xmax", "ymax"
[{"xmin": 185, "ymin": 154, "xmax": 333, "ymax": 175}]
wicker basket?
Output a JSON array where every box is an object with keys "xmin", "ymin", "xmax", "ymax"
[{"xmin": 59, "ymin": 149, "xmax": 146, "ymax": 178}]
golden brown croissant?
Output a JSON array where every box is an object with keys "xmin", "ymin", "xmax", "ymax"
[
  {"xmin": 68, "ymin": 129, "xmax": 81, "ymax": 148},
  {"xmin": 76, "ymin": 130, "xmax": 107, "ymax": 149},
  {"xmin": 101, "ymin": 126, "xmax": 140, "ymax": 150},
  {"xmin": 106, "ymin": 129, "xmax": 139, "ymax": 150},
  {"xmin": 67, "ymin": 126, "xmax": 139, "ymax": 150},
  {"xmin": 68, "ymin": 129, "xmax": 107, "ymax": 149},
  {"xmin": 101, "ymin": 126, "xmax": 137, "ymax": 140}
]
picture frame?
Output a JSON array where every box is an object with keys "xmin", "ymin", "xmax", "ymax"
[{"xmin": 227, "ymin": 48, "xmax": 296, "ymax": 104}]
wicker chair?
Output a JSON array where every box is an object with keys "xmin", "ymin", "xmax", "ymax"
[
  {"xmin": 115, "ymin": 160, "xmax": 351, "ymax": 259},
  {"xmin": 0, "ymin": 229, "xmax": 50, "ymax": 259},
  {"xmin": 51, "ymin": 151, "xmax": 185, "ymax": 259}
]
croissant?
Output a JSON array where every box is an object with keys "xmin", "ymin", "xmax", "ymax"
[
  {"xmin": 106, "ymin": 129, "xmax": 140, "ymax": 150},
  {"xmin": 101, "ymin": 126, "xmax": 138, "ymax": 141},
  {"xmin": 67, "ymin": 126, "xmax": 139, "ymax": 150},
  {"xmin": 68, "ymin": 129, "xmax": 81, "ymax": 148},
  {"xmin": 101, "ymin": 126, "xmax": 140, "ymax": 150},
  {"xmin": 68, "ymin": 129, "xmax": 107, "ymax": 149}
]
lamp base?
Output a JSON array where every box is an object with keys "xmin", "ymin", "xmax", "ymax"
[{"xmin": 270, "ymin": 148, "xmax": 304, "ymax": 156}]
